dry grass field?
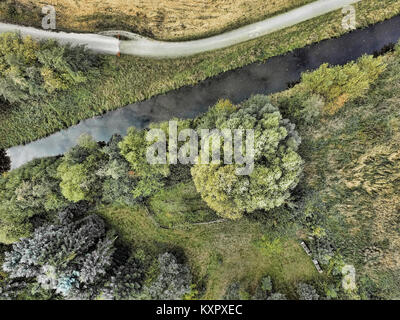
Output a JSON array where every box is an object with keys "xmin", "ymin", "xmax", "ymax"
[{"xmin": 0, "ymin": 0, "xmax": 314, "ymax": 40}]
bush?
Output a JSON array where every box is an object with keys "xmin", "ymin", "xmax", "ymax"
[
  {"xmin": 299, "ymin": 94, "xmax": 324, "ymax": 125},
  {"xmin": 145, "ymin": 252, "xmax": 192, "ymax": 300},
  {"xmin": 297, "ymin": 282, "xmax": 319, "ymax": 300},
  {"xmin": 300, "ymin": 55, "xmax": 386, "ymax": 115},
  {"xmin": 223, "ymin": 282, "xmax": 241, "ymax": 300},
  {"xmin": 191, "ymin": 95, "xmax": 303, "ymax": 219},
  {"xmin": 0, "ymin": 32, "xmax": 101, "ymax": 106},
  {"xmin": 260, "ymin": 276, "xmax": 273, "ymax": 292},
  {"xmin": 395, "ymin": 40, "xmax": 400, "ymax": 57},
  {"xmin": 272, "ymin": 54, "xmax": 387, "ymax": 123},
  {"xmin": 267, "ymin": 292, "xmax": 287, "ymax": 300}
]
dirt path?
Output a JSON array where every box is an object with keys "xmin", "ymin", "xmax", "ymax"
[{"xmin": 0, "ymin": 0, "xmax": 361, "ymax": 58}]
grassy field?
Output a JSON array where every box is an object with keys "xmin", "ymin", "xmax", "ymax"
[
  {"xmin": 96, "ymin": 203, "xmax": 319, "ymax": 299},
  {"xmin": 0, "ymin": 0, "xmax": 399, "ymax": 150},
  {"xmin": 283, "ymin": 48, "xmax": 400, "ymax": 298},
  {"xmin": 0, "ymin": 0, "xmax": 315, "ymax": 40},
  {"xmin": 148, "ymin": 181, "xmax": 219, "ymax": 228}
]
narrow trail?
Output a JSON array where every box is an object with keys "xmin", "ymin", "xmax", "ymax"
[{"xmin": 0, "ymin": 0, "xmax": 361, "ymax": 58}]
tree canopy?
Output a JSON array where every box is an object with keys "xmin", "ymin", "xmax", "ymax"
[
  {"xmin": 191, "ymin": 95, "xmax": 303, "ymax": 219},
  {"xmin": 0, "ymin": 32, "xmax": 101, "ymax": 106}
]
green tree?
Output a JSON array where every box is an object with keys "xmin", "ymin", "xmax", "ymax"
[
  {"xmin": 191, "ymin": 95, "xmax": 303, "ymax": 219},
  {"xmin": 2, "ymin": 211, "xmax": 116, "ymax": 299},
  {"xmin": 57, "ymin": 134, "xmax": 106, "ymax": 202},
  {"xmin": 0, "ymin": 157, "xmax": 68, "ymax": 244},
  {"xmin": 119, "ymin": 127, "xmax": 170, "ymax": 198},
  {"xmin": 194, "ymin": 99, "xmax": 237, "ymax": 130},
  {"xmin": 0, "ymin": 32, "xmax": 101, "ymax": 106},
  {"xmin": 97, "ymin": 134, "xmax": 139, "ymax": 205}
]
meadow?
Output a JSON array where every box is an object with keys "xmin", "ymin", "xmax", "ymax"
[
  {"xmin": 270, "ymin": 45, "xmax": 400, "ymax": 298},
  {"xmin": 96, "ymin": 203, "xmax": 319, "ymax": 299}
]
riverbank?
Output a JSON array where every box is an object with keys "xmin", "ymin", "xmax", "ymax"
[{"xmin": 1, "ymin": 0, "xmax": 399, "ymax": 149}]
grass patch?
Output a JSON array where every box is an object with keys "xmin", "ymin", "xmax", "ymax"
[
  {"xmin": 1, "ymin": 0, "xmax": 399, "ymax": 149},
  {"xmin": 96, "ymin": 204, "xmax": 319, "ymax": 299},
  {"xmin": 292, "ymin": 49, "xmax": 400, "ymax": 298},
  {"xmin": 148, "ymin": 181, "xmax": 219, "ymax": 228}
]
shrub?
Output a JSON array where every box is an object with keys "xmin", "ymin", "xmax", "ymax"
[
  {"xmin": 300, "ymin": 55, "xmax": 386, "ymax": 115},
  {"xmin": 0, "ymin": 32, "xmax": 101, "ymax": 106},
  {"xmin": 297, "ymin": 282, "xmax": 319, "ymax": 300},
  {"xmin": 145, "ymin": 252, "xmax": 192, "ymax": 300},
  {"xmin": 267, "ymin": 292, "xmax": 287, "ymax": 300},
  {"xmin": 299, "ymin": 94, "xmax": 324, "ymax": 124},
  {"xmin": 252, "ymin": 275, "xmax": 275, "ymax": 299},
  {"xmin": 395, "ymin": 40, "xmax": 400, "ymax": 57},
  {"xmin": 191, "ymin": 95, "xmax": 303, "ymax": 219},
  {"xmin": 261, "ymin": 276, "xmax": 273, "ymax": 292},
  {"xmin": 223, "ymin": 282, "xmax": 241, "ymax": 300}
]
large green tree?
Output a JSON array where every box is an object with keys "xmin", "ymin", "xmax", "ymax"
[
  {"xmin": 57, "ymin": 134, "xmax": 106, "ymax": 202},
  {"xmin": 118, "ymin": 119, "xmax": 192, "ymax": 199},
  {"xmin": 191, "ymin": 95, "xmax": 303, "ymax": 219}
]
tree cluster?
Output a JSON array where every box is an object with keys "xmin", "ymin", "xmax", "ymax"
[{"xmin": 0, "ymin": 32, "xmax": 101, "ymax": 106}]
